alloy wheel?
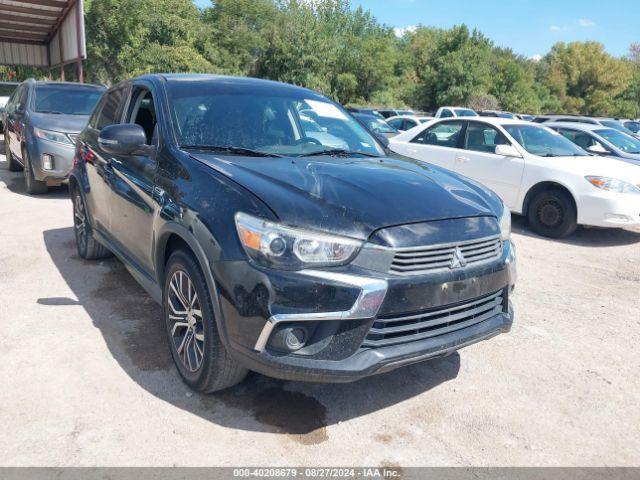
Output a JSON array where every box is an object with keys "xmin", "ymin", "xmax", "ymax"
[
  {"xmin": 73, "ymin": 193, "xmax": 87, "ymax": 253},
  {"xmin": 167, "ymin": 270, "xmax": 205, "ymax": 372}
]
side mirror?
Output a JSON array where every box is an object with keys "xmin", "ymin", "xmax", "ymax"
[
  {"xmin": 375, "ymin": 133, "xmax": 390, "ymax": 148},
  {"xmin": 98, "ymin": 124, "xmax": 147, "ymax": 155},
  {"xmin": 495, "ymin": 144, "xmax": 522, "ymax": 158},
  {"xmin": 587, "ymin": 144, "xmax": 608, "ymax": 155}
]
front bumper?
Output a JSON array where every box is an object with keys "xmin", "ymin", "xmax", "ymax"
[
  {"xmin": 26, "ymin": 135, "xmax": 76, "ymax": 183},
  {"xmin": 577, "ymin": 190, "xmax": 640, "ymax": 228},
  {"xmin": 233, "ymin": 307, "xmax": 512, "ymax": 382},
  {"xmin": 216, "ymin": 240, "xmax": 517, "ymax": 382}
]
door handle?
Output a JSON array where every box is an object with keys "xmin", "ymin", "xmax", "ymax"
[
  {"xmin": 456, "ymin": 155, "xmax": 471, "ymax": 163},
  {"xmin": 407, "ymin": 148, "xmax": 418, "ymax": 154}
]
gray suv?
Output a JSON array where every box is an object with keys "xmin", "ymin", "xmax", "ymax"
[{"xmin": 3, "ymin": 79, "xmax": 104, "ymax": 194}]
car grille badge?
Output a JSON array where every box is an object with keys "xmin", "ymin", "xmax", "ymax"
[{"xmin": 450, "ymin": 246, "xmax": 467, "ymax": 269}]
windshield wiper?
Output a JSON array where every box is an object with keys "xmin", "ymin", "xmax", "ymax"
[
  {"xmin": 304, "ymin": 149, "xmax": 380, "ymax": 158},
  {"xmin": 37, "ymin": 110, "xmax": 64, "ymax": 114},
  {"xmin": 181, "ymin": 145, "xmax": 283, "ymax": 158}
]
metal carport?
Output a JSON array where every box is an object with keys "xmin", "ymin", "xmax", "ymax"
[{"xmin": 0, "ymin": 0, "xmax": 86, "ymax": 81}]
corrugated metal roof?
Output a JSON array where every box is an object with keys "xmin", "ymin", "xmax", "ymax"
[{"xmin": 0, "ymin": 0, "xmax": 85, "ymax": 67}]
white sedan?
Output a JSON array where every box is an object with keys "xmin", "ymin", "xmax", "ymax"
[{"xmin": 389, "ymin": 117, "xmax": 640, "ymax": 238}]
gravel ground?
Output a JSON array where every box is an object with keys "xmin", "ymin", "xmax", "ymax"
[{"xmin": 1, "ymin": 148, "xmax": 639, "ymax": 467}]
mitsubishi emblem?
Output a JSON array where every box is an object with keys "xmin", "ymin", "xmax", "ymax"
[{"xmin": 450, "ymin": 247, "xmax": 467, "ymax": 269}]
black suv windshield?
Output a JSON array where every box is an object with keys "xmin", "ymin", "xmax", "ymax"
[
  {"xmin": 33, "ymin": 85, "xmax": 103, "ymax": 115},
  {"xmin": 504, "ymin": 124, "xmax": 588, "ymax": 157},
  {"xmin": 167, "ymin": 81, "xmax": 384, "ymax": 158}
]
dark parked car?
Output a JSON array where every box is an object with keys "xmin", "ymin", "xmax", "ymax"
[
  {"xmin": 346, "ymin": 107, "xmax": 384, "ymax": 119},
  {"xmin": 3, "ymin": 79, "xmax": 104, "ymax": 193},
  {"xmin": 0, "ymin": 81, "xmax": 19, "ymax": 131},
  {"xmin": 622, "ymin": 120, "xmax": 640, "ymax": 134},
  {"xmin": 70, "ymin": 74, "xmax": 516, "ymax": 392}
]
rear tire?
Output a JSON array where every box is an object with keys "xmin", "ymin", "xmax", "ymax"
[
  {"xmin": 527, "ymin": 189, "xmax": 577, "ymax": 238},
  {"xmin": 23, "ymin": 148, "xmax": 47, "ymax": 195},
  {"xmin": 163, "ymin": 249, "xmax": 248, "ymax": 393},
  {"xmin": 4, "ymin": 136, "xmax": 21, "ymax": 172},
  {"xmin": 72, "ymin": 186, "xmax": 112, "ymax": 260}
]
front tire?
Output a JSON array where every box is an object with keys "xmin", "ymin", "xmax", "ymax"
[
  {"xmin": 527, "ymin": 189, "xmax": 577, "ymax": 238},
  {"xmin": 163, "ymin": 249, "xmax": 247, "ymax": 393},
  {"xmin": 23, "ymin": 147, "xmax": 47, "ymax": 195},
  {"xmin": 72, "ymin": 186, "xmax": 112, "ymax": 260},
  {"xmin": 4, "ymin": 136, "xmax": 21, "ymax": 172}
]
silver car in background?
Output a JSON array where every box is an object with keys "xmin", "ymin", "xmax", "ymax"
[
  {"xmin": 2, "ymin": 79, "xmax": 104, "ymax": 194},
  {"xmin": 546, "ymin": 121, "xmax": 640, "ymax": 166}
]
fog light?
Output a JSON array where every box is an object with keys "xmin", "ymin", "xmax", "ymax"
[
  {"xmin": 270, "ymin": 326, "xmax": 308, "ymax": 352},
  {"xmin": 42, "ymin": 154, "xmax": 54, "ymax": 170}
]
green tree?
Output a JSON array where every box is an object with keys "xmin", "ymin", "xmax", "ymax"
[
  {"xmin": 406, "ymin": 25, "xmax": 494, "ymax": 110},
  {"xmin": 489, "ymin": 49, "xmax": 541, "ymax": 113},
  {"xmin": 84, "ymin": 0, "xmax": 222, "ymax": 84},
  {"xmin": 544, "ymin": 41, "xmax": 633, "ymax": 115}
]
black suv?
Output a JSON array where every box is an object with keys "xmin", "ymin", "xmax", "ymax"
[{"xmin": 70, "ymin": 74, "xmax": 516, "ymax": 392}]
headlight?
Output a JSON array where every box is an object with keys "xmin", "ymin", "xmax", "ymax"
[
  {"xmin": 585, "ymin": 176, "xmax": 640, "ymax": 194},
  {"xmin": 499, "ymin": 205, "xmax": 511, "ymax": 241},
  {"xmin": 235, "ymin": 212, "xmax": 362, "ymax": 270},
  {"xmin": 33, "ymin": 127, "xmax": 72, "ymax": 145}
]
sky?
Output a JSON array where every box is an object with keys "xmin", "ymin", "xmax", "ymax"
[{"xmin": 193, "ymin": 0, "xmax": 638, "ymax": 59}]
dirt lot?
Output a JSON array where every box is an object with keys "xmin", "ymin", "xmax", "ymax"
[{"xmin": 1, "ymin": 147, "xmax": 639, "ymax": 467}]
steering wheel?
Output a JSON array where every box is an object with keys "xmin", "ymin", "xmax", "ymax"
[{"xmin": 293, "ymin": 137, "xmax": 322, "ymax": 146}]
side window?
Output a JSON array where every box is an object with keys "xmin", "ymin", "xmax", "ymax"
[
  {"xmin": 557, "ymin": 129, "xmax": 601, "ymax": 150},
  {"xmin": 404, "ymin": 119, "xmax": 417, "ymax": 130},
  {"xmin": 412, "ymin": 121, "xmax": 464, "ymax": 147},
  {"xmin": 126, "ymin": 88, "xmax": 157, "ymax": 145},
  {"xmin": 388, "ymin": 118, "xmax": 403, "ymax": 130},
  {"xmin": 88, "ymin": 96, "xmax": 106, "ymax": 129},
  {"xmin": 464, "ymin": 122, "xmax": 510, "ymax": 153},
  {"xmin": 96, "ymin": 87, "xmax": 125, "ymax": 130},
  {"xmin": 14, "ymin": 85, "xmax": 28, "ymax": 112},
  {"xmin": 441, "ymin": 109, "xmax": 454, "ymax": 118}
]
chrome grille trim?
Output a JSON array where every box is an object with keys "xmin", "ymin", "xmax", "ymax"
[
  {"xmin": 389, "ymin": 234, "xmax": 502, "ymax": 275},
  {"xmin": 362, "ymin": 290, "xmax": 504, "ymax": 348}
]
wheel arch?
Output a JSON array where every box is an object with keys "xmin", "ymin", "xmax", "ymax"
[
  {"xmin": 68, "ymin": 174, "xmax": 79, "ymax": 192},
  {"xmin": 154, "ymin": 223, "xmax": 234, "ymax": 352},
  {"xmin": 521, "ymin": 181, "xmax": 578, "ymax": 218}
]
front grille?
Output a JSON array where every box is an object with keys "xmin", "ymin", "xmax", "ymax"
[
  {"xmin": 389, "ymin": 235, "xmax": 502, "ymax": 276},
  {"xmin": 362, "ymin": 289, "xmax": 505, "ymax": 348}
]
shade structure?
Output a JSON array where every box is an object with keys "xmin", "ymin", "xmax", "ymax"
[{"xmin": 0, "ymin": 0, "xmax": 86, "ymax": 81}]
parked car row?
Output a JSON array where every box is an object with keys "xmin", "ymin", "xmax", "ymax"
[
  {"xmin": 2, "ymin": 75, "xmax": 638, "ymax": 395},
  {"xmin": 389, "ymin": 116, "xmax": 640, "ymax": 238},
  {"xmin": 533, "ymin": 115, "xmax": 640, "ymax": 139},
  {"xmin": 2, "ymin": 75, "xmax": 517, "ymax": 393}
]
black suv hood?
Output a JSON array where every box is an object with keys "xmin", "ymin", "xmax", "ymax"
[{"xmin": 191, "ymin": 153, "xmax": 502, "ymax": 240}]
